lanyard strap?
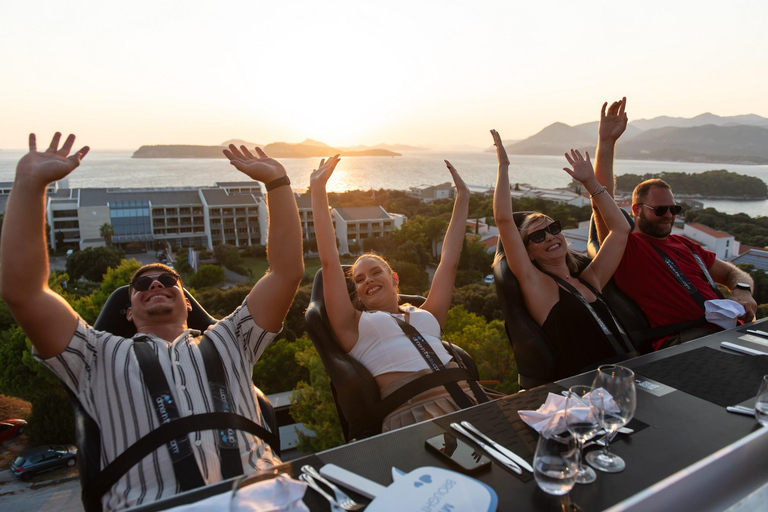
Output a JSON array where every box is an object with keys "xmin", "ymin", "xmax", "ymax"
[
  {"xmin": 651, "ymin": 244, "xmax": 723, "ymax": 308},
  {"xmin": 133, "ymin": 340, "xmax": 206, "ymax": 492},
  {"xmin": 392, "ymin": 316, "xmax": 478, "ymax": 409},
  {"xmin": 197, "ymin": 335, "xmax": 245, "ymax": 480},
  {"xmin": 546, "ymin": 274, "xmax": 634, "ymax": 354}
]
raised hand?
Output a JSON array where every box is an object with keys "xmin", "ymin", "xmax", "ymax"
[
  {"xmin": 563, "ymin": 149, "xmax": 595, "ymax": 183},
  {"xmin": 223, "ymin": 145, "xmax": 286, "ymax": 183},
  {"xmin": 309, "ymin": 154, "xmax": 341, "ymax": 188},
  {"xmin": 599, "ymin": 97, "xmax": 628, "ymax": 142},
  {"xmin": 16, "ymin": 133, "xmax": 89, "ymax": 185},
  {"xmin": 444, "ymin": 160, "xmax": 469, "ymax": 195},
  {"xmin": 490, "ymin": 129, "xmax": 510, "ymax": 166}
]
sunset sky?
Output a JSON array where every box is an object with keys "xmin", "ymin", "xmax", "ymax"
[{"xmin": 1, "ymin": 1, "xmax": 766, "ymax": 150}]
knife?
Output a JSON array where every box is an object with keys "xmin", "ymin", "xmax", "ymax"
[
  {"xmin": 726, "ymin": 405, "xmax": 756, "ymax": 416},
  {"xmin": 450, "ymin": 422, "xmax": 522, "ymax": 474},
  {"xmin": 746, "ymin": 329, "xmax": 768, "ymax": 339},
  {"xmin": 460, "ymin": 421, "xmax": 533, "ymax": 473},
  {"xmin": 721, "ymin": 341, "xmax": 767, "ymax": 356}
]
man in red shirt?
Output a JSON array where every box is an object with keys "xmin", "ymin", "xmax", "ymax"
[{"xmin": 592, "ymin": 98, "xmax": 757, "ymax": 350}]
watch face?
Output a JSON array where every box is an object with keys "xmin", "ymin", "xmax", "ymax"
[{"xmin": 736, "ymin": 283, "xmax": 751, "ymax": 291}]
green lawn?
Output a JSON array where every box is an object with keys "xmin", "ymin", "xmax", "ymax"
[{"xmin": 242, "ymin": 256, "xmax": 322, "ymax": 282}]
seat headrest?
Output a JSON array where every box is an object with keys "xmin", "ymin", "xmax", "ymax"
[{"xmin": 93, "ymin": 285, "xmax": 217, "ymax": 337}]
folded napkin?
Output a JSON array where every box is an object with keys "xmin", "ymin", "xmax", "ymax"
[
  {"xmin": 705, "ymin": 299, "xmax": 746, "ymax": 329},
  {"xmin": 518, "ymin": 389, "xmax": 618, "ymax": 437},
  {"xmin": 164, "ymin": 474, "xmax": 309, "ymax": 512}
]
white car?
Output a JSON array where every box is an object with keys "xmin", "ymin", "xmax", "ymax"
[{"xmin": 483, "ymin": 274, "xmax": 494, "ymax": 284}]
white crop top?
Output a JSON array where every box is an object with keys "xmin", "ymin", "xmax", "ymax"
[{"xmin": 348, "ymin": 306, "xmax": 453, "ymax": 377}]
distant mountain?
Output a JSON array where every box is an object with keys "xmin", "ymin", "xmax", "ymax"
[
  {"xmin": 631, "ymin": 113, "xmax": 768, "ymax": 131},
  {"xmin": 619, "ymin": 125, "xmax": 768, "ymax": 164},
  {"xmin": 339, "ymin": 143, "xmax": 429, "ymax": 152},
  {"xmin": 573, "ymin": 121, "xmax": 644, "ymax": 141},
  {"xmin": 133, "ymin": 141, "xmax": 401, "ymax": 159},
  {"xmin": 505, "ymin": 123, "xmax": 595, "ymax": 155}
]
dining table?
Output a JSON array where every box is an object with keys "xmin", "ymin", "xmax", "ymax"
[{"xmin": 133, "ymin": 317, "xmax": 768, "ymax": 511}]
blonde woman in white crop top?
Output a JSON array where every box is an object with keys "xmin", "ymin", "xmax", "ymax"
[{"xmin": 310, "ymin": 154, "xmax": 473, "ymax": 430}]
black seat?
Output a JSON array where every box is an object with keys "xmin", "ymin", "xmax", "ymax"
[
  {"xmin": 305, "ymin": 267, "xmax": 481, "ymax": 442},
  {"xmin": 493, "ymin": 212, "xmax": 647, "ymax": 389},
  {"xmin": 70, "ymin": 285, "xmax": 278, "ymax": 512}
]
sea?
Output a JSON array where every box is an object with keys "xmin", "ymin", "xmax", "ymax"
[{"xmin": 0, "ymin": 150, "xmax": 766, "ymax": 217}]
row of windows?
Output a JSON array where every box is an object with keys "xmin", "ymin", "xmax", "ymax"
[
  {"xmin": 54, "ymin": 220, "xmax": 79, "ymax": 229},
  {"xmin": 152, "ymin": 207, "xmax": 204, "ymax": 216},
  {"xmin": 111, "ymin": 208, "xmax": 150, "ymax": 218},
  {"xmin": 113, "ymin": 200, "xmax": 149, "ymax": 208},
  {"xmin": 53, "ymin": 209, "xmax": 78, "ymax": 218}
]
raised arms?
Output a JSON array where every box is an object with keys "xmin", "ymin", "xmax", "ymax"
[
  {"xmin": 563, "ymin": 150, "xmax": 630, "ymax": 290},
  {"xmin": 420, "ymin": 161, "xmax": 469, "ymax": 326},
  {"xmin": 0, "ymin": 133, "xmax": 89, "ymax": 358},
  {"xmin": 309, "ymin": 155, "xmax": 361, "ymax": 351},
  {"xmin": 594, "ymin": 97, "xmax": 628, "ymax": 245},
  {"xmin": 223, "ymin": 145, "xmax": 304, "ymax": 332}
]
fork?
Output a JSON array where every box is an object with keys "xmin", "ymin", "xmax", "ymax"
[
  {"xmin": 302, "ymin": 465, "xmax": 365, "ymax": 511},
  {"xmin": 299, "ymin": 473, "xmax": 344, "ymax": 512}
]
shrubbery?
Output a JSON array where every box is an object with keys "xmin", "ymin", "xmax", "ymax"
[{"xmin": 189, "ymin": 264, "xmax": 226, "ymax": 289}]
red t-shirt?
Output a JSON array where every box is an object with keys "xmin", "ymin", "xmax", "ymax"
[{"xmin": 614, "ymin": 233, "xmax": 719, "ymax": 348}]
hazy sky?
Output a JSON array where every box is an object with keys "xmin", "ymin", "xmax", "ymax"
[{"xmin": 1, "ymin": 1, "xmax": 766, "ymax": 149}]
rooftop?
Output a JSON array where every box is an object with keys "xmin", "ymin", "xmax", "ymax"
[
  {"xmin": 334, "ymin": 206, "xmax": 391, "ymax": 221},
  {"xmin": 79, "ymin": 188, "xmax": 204, "ymax": 207},
  {"xmin": 730, "ymin": 249, "xmax": 768, "ymax": 272},
  {"xmin": 686, "ymin": 223, "xmax": 733, "ymax": 239}
]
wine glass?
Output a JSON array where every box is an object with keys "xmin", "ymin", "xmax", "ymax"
[
  {"xmin": 565, "ymin": 385, "xmax": 599, "ymax": 484},
  {"xmin": 756, "ymin": 375, "xmax": 768, "ymax": 427},
  {"xmin": 533, "ymin": 432, "xmax": 578, "ymax": 496},
  {"xmin": 585, "ymin": 365, "xmax": 636, "ymax": 473}
]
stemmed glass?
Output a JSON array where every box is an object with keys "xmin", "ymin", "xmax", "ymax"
[
  {"xmin": 564, "ymin": 385, "xmax": 599, "ymax": 484},
  {"xmin": 533, "ymin": 432, "xmax": 578, "ymax": 496},
  {"xmin": 585, "ymin": 365, "xmax": 636, "ymax": 473},
  {"xmin": 756, "ymin": 375, "xmax": 768, "ymax": 427}
]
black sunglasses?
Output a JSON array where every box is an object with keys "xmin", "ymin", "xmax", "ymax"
[
  {"xmin": 526, "ymin": 220, "xmax": 562, "ymax": 244},
  {"xmin": 131, "ymin": 273, "xmax": 180, "ymax": 292},
  {"xmin": 639, "ymin": 203, "xmax": 683, "ymax": 216}
]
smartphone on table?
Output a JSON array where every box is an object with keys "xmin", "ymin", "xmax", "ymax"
[{"xmin": 424, "ymin": 432, "xmax": 491, "ymax": 474}]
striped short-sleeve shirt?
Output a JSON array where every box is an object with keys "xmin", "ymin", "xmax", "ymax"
[{"xmin": 35, "ymin": 300, "xmax": 281, "ymax": 511}]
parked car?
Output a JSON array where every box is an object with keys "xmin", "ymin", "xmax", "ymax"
[
  {"xmin": 483, "ymin": 274, "xmax": 494, "ymax": 284},
  {"xmin": 10, "ymin": 445, "xmax": 77, "ymax": 481},
  {"xmin": 0, "ymin": 419, "xmax": 27, "ymax": 443}
]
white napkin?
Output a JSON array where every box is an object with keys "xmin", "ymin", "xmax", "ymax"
[
  {"xmin": 705, "ymin": 299, "xmax": 746, "ymax": 329},
  {"xmin": 163, "ymin": 474, "xmax": 309, "ymax": 512},
  {"xmin": 518, "ymin": 389, "xmax": 618, "ymax": 437}
]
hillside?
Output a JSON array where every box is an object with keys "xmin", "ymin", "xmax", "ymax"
[
  {"xmin": 505, "ymin": 122, "xmax": 596, "ymax": 155},
  {"xmin": 133, "ymin": 140, "xmax": 401, "ymax": 158}
]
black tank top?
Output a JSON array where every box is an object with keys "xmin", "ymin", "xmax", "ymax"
[{"xmin": 541, "ymin": 285, "xmax": 625, "ymax": 379}]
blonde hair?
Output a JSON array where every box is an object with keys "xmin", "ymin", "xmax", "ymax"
[{"xmin": 518, "ymin": 213, "xmax": 580, "ymax": 275}]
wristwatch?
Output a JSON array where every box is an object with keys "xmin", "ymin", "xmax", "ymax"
[
  {"xmin": 265, "ymin": 175, "xmax": 291, "ymax": 192},
  {"xmin": 734, "ymin": 283, "xmax": 752, "ymax": 293}
]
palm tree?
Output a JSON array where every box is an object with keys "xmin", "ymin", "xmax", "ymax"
[{"xmin": 99, "ymin": 223, "xmax": 114, "ymax": 247}]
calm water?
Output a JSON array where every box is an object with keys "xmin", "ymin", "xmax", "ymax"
[{"xmin": 0, "ymin": 150, "xmax": 766, "ymax": 217}]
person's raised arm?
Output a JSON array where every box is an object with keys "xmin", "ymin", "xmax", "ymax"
[
  {"xmin": 594, "ymin": 97, "xmax": 628, "ymax": 244},
  {"xmin": 491, "ymin": 130, "xmax": 545, "ymax": 291},
  {"xmin": 563, "ymin": 150, "xmax": 630, "ymax": 290},
  {"xmin": 223, "ymin": 145, "xmax": 304, "ymax": 332},
  {"xmin": 0, "ymin": 133, "xmax": 89, "ymax": 358},
  {"xmin": 421, "ymin": 161, "xmax": 469, "ymax": 325},
  {"xmin": 309, "ymin": 155, "xmax": 360, "ymax": 351}
]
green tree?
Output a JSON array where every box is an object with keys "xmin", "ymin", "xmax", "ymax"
[
  {"xmin": 252, "ymin": 337, "xmax": 312, "ymax": 394},
  {"xmin": 290, "ymin": 340, "xmax": 346, "ymax": 452},
  {"xmin": 189, "ymin": 264, "xmax": 226, "ymax": 289},
  {"xmin": 65, "ymin": 246, "xmax": 125, "ymax": 282},
  {"xmin": 99, "ymin": 223, "xmax": 114, "ymax": 246}
]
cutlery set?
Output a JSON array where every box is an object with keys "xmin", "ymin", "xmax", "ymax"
[{"xmin": 300, "ymin": 464, "xmax": 366, "ymax": 511}]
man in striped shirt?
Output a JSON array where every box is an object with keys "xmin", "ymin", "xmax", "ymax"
[{"xmin": 0, "ymin": 134, "xmax": 305, "ymax": 510}]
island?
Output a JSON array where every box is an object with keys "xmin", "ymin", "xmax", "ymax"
[
  {"xmin": 615, "ymin": 170, "xmax": 768, "ymax": 199},
  {"xmin": 132, "ymin": 139, "xmax": 401, "ymax": 158}
]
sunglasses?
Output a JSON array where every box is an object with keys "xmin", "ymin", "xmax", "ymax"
[
  {"xmin": 526, "ymin": 220, "xmax": 562, "ymax": 244},
  {"xmin": 638, "ymin": 203, "xmax": 683, "ymax": 216},
  {"xmin": 131, "ymin": 273, "xmax": 181, "ymax": 292}
]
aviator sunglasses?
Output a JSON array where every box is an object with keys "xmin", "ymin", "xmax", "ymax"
[
  {"xmin": 526, "ymin": 220, "xmax": 562, "ymax": 244},
  {"xmin": 131, "ymin": 273, "xmax": 181, "ymax": 292},
  {"xmin": 638, "ymin": 203, "xmax": 683, "ymax": 216}
]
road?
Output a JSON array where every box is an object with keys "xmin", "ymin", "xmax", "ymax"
[{"xmin": 0, "ymin": 471, "xmax": 83, "ymax": 512}]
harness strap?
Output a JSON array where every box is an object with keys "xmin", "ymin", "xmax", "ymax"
[
  {"xmin": 393, "ymin": 316, "xmax": 481, "ymax": 409},
  {"xmin": 546, "ymin": 274, "xmax": 635, "ymax": 354},
  {"xmin": 441, "ymin": 340, "xmax": 490, "ymax": 404},
  {"xmin": 81, "ymin": 412, "xmax": 279, "ymax": 512},
  {"xmin": 198, "ymin": 335, "xmax": 245, "ymax": 479},
  {"xmin": 650, "ymin": 244, "xmax": 722, "ymax": 308},
  {"xmin": 370, "ymin": 367, "xmax": 478, "ymax": 425},
  {"xmin": 133, "ymin": 341, "xmax": 206, "ymax": 492}
]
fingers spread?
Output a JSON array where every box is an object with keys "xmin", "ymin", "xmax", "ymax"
[
  {"xmin": 59, "ymin": 134, "xmax": 76, "ymax": 156},
  {"xmin": 241, "ymin": 146, "xmax": 255, "ymax": 158},
  {"xmin": 29, "ymin": 133, "xmax": 37, "ymax": 152},
  {"xmin": 618, "ymin": 97, "xmax": 627, "ymax": 116},
  {"xmin": 228, "ymin": 144, "xmax": 244, "ymax": 159},
  {"xmin": 601, "ymin": 102, "xmax": 607, "ymax": 118},
  {"xmin": 47, "ymin": 132, "xmax": 62, "ymax": 153},
  {"xmin": 222, "ymin": 149, "xmax": 235, "ymax": 161},
  {"xmin": 254, "ymin": 147, "xmax": 268, "ymax": 159},
  {"xmin": 584, "ymin": 151, "xmax": 590, "ymax": 162},
  {"xmin": 564, "ymin": 152, "xmax": 575, "ymax": 165}
]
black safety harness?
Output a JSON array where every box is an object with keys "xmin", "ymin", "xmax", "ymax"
[{"xmin": 81, "ymin": 334, "xmax": 279, "ymax": 512}]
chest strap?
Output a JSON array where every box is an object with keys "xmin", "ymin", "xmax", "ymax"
[
  {"xmin": 393, "ymin": 317, "xmax": 488, "ymax": 409},
  {"xmin": 650, "ymin": 244, "xmax": 723, "ymax": 309},
  {"xmin": 81, "ymin": 413, "xmax": 279, "ymax": 512},
  {"xmin": 546, "ymin": 274, "xmax": 635, "ymax": 355},
  {"xmin": 133, "ymin": 340, "xmax": 206, "ymax": 492}
]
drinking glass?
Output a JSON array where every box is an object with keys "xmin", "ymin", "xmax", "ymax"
[
  {"xmin": 756, "ymin": 375, "xmax": 768, "ymax": 427},
  {"xmin": 565, "ymin": 385, "xmax": 599, "ymax": 484},
  {"xmin": 585, "ymin": 365, "xmax": 636, "ymax": 473},
  {"xmin": 533, "ymin": 433, "xmax": 578, "ymax": 495}
]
